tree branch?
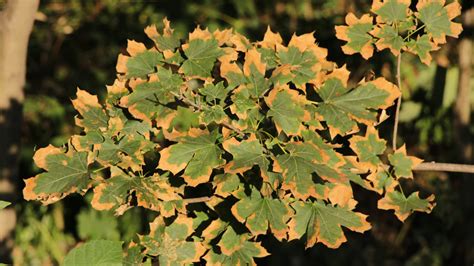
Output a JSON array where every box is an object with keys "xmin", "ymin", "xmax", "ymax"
[
  {"xmin": 392, "ymin": 53, "xmax": 402, "ymax": 150},
  {"xmin": 414, "ymin": 162, "xmax": 474, "ymax": 174},
  {"xmin": 182, "ymin": 196, "xmax": 211, "ymax": 204}
]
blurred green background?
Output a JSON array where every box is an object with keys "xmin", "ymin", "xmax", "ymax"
[{"xmin": 2, "ymin": 0, "xmax": 474, "ymax": 265}]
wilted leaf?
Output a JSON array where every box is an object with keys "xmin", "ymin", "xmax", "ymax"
[
  {"xmin": 349, "ymin": 126, "xmax": 386, "ymax": 172},
  {"xmin": 378, "ymin": 191, "xmax": 435, "ymax": 221},
  {"xmin": 141, "ymin": 216, "xmax": 206, "ymax": 265},
  {"xmin": 222, "ymin": 135, "xmax": 268, "ymax": 174},
  {"xmin": 265, "ymin": 86, "xmax": 307, "ymax": 135},
  {"xmin": 416, "ymin": 0, "xmax": 462, "ymax": 45},
  {"xmin": 24, "ymin": 145, "xmax": 89, "ymax": 203},
  {"xmin": 288, "ymin": 200, "xmax": 371, "ymax": 248},
  {"xmin": 205, "ymin": 226, "xmax": 269, "ymax": 265},
  {"xmin": 315, "ymin": 73, "xmax": 400, "ymax": 136},
  {"xmin": 335, "ymin": 13, "xmax": 374, "ymax": 59},
  {"xmin": 159, "ymin": 129, "xmax": 223, "ymax": 186},
  {"xmin": 388, "ymin": 145, "xmax": 423, "ymax": 179},
  {"xmin": 231, "ymin": 188, "xmax": 291, "ymax": 240}
]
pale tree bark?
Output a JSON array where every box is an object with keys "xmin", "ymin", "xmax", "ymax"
[
  {"xmin": 0, "ymin": 0, "xmax": 39, "ymax": 263},
  {"xmin": 452, "ymin": 7, "xmax": 473, "ymax": 265}
]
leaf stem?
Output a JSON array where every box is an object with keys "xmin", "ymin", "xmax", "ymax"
[
  {"xmin": 392, "ymin": 53, "xmax": 402, "ymax": 150},
  {"xmin": 403, "ymin": 24, "xmax": 426, "ymax": 42}
]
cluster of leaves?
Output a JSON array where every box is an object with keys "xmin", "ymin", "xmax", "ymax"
[
  {"xmin": 24, "ymin": 16, "xmax": 439, "ymax": 264},
  {"xmin": 336, "ymin": 0, "xmax": 462, "ymax": 64}
]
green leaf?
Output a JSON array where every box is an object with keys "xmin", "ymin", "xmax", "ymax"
[
  {"xmin": 120, "ymin": 69, "xmax": 182, "ymax": 121},
  {"xmin": 416, "ymin": 0, "xmax": 462, "ymax": 44},
  {"xmin": 406, "ymin": 35, "xmax": 435, "ymax": 65},
  {"xmin": 214, "ymin": 174, "xmax": 241, "ymax": 197},
  {"xmin": 232, "ymin": 188, "xmax": 291, "ymax": 240},
  {"xmin": 180, "ymin": 39, "xmax": 224, "ymax": 78},
  {"xmin": 63, "ymin": 240, "xmax": 123, "ymax": 266},
  {"xmin": 349, "ymin": 127, "xmax": 386, "ymax": 171},
  {"xmin": 0, "ymin": 201, "xmax": 10, "ymax": 210},
  {"xmin": 199, "ymin": 81, "xmax": 229, "ymax": 102},
  {"xmin": 335, "ymin": 13, "xmax": 374, "ymax": 59},
  {"xmin": 206, "ymin": 227, "xmax": 269, "ymax": 265},
  {"xmin": 266, "ymin": 87, "xmax": 306, "ymax": 135},
  {"xmin": 28, "ymin": 147, "xmax": 89, "ymax": 196},
  {"xmin": 277, "ymin": 46, "xmax": 317, "ymax": 86},
  {"xmin": 200, "ymin": 105, "xmax": 226, "ymax": 124},
  {"xmin": 159, "ymin": 129, "xmax": 223, "ymax": 186},
  {"xmin": 275, "ymin": 142, "xmax": 338, "ymax": 199},
  {"xmin": 126, "ymin": 50, "xmax": 164, "ymax": 78},
  {"xmin": 123, "ymin": 243, "xmax": 149, "ymax": 266},
  {"xmin": 315, "ymin": 75, "xmax": 400, "ymax": 136},
  {"xmin": 222, "ymin": 135, "xmax": 268, "ymax": 174},
  {"xmin": 372, "ymin": 0, "xmax": 410, "ymax": 24},
  {"xmin": 388, "ymin": 145, "xmax": 422, "ymax": 179},
  {"xmin": 77, "ymin": 209, "xmax": 120, "ymax": 240},
  {"xmin": 378, "ymin": 191, "xmax": 435, "ymax": 221},
  {"xmin": 123, "ymin": 69, "xmax": 182, "ymax": 106},
  {"xmin": 372, "ymin": 25, "xmax": 404, "ymax": 55},
  {"xmin": 288, "ymin": 200, "xmax": 371, "ymax": 248}
]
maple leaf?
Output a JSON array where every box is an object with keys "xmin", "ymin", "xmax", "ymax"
[
  {"xmin": 288, "ymin": 200, "xmax": 371, "ymax": 248},
  {"xmin": 116, "ymin": 40, "xmax": 164, "ymax": 79},
  {"xmin": 213, "ymin": 174, "xmax": 241, "ymax": 197},
  {"xmin": 388, "ymin": 145, "xmax": 423, "ymax": 179},
  {"xmin": 274, "ymin": 142, "xmax": 340, "ymax": 200},
  {"xmin": 265, "ymin": 86, "xmax": 307, "ymax": 135},
  {"xmin": 180, "ymin": 38, "xmax": 224, "ymax": 79},
  {"xmin": 145, "ymin": 18, "xmax": 181, "ymax": 53},
  {"xmin": 222, "ymin": 134, "xmax": 268, "ymax": 174},
  {"xmin": 371, "ymin": 25, "xmax": 405, "ymax": 55},
  {"xmin": 366, "ymin": 166, "xmax": 398, "ymax": 194},
  {"xmin": 315, "ymin": 68, "xmax": 400, "ymax": 137},
  {"xmin": 276, "ymin": 45, "xmax": 317, "ymax": 86},
  {"xmin": 72, "ymin": 89, "xmax": 109, "ymax": 132},
  {"xmin": 204, "ymin": 226, "xmax": 269, "ymax": 265},
  {"xmin": 120, "ymin": 69, "xmax": 182, "ymax": 123},
  {"xmin": 231, "ymin": 187, "xmax": 292, "ymax": 240},
  {"xmin": 199, "ymin": 81, "xmax": 230, "ymax": 103},
  {"xmin": 159, "ymin": 128, "xmax": 224, "ymax": 186},
  {"xmin": 91, "ymin": 167, "xmax": 182, "ymax": 216},
  {"xmin": 371, "ymin": 0, "xmax": 411, "ymax": 24},
  {"xmin": 335, "ymin": 13, "xmax": 374, "ymax": 59},
  {"xmin": 220, "ymin": 48, "xmax": 268, "ymax": 98},
  {"xmin": 141, "ymin": 215, "xmax": 206, "ymax": 265},
  {"xmin": 23, "ymin": 145, "xmax": 90, "ymax": 204},
  {"xmin": 416, "ymin": 0, "xmax": 463, "ymax": 45},
  {"xmin": 349, "ymin": 126, "xmax": 386, "ymax": 172},
  {"xmin": 378, "ymin": 191, "xmax": 435, "ymax": 221},
  {"xmin": 405, "ymin": 34, "xmax": 439, "ymax": 65}
]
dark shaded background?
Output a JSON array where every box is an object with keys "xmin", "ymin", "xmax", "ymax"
[{"xmin": 4, "ymin": 0, "xmax": 474, "ymax": 265}]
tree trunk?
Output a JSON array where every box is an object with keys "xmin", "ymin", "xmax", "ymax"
[
  {"xmin": 0, "ymin": 0, "xmax": 39, "ymax": 263},
  {"xmin": 452, "ymin": 6, "xmax": 474, "ymax": 265}
]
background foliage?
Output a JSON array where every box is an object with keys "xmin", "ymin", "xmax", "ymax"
[{"xmin": 9, "ymin": 0, "xmax": 474, "ymax": 265}]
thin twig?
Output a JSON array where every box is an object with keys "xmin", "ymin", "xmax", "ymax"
[
  {"xmin": 414, "ymin": 162, "xmax": 474, "ymax": 174},
  {"xmin": 170, "ymin": 91, "xmax": 245, "ymax": 137},
  {"xmin": 392, "ymin": 53, "xmax": 402, "ymax": 150},
  {"xmin": 182, "ymin": 196, "xmax": 211, "ymax": 204}
]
